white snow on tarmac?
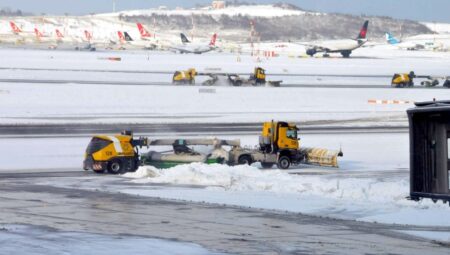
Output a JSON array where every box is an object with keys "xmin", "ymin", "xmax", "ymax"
[
  {"xmin": 1, "ymin": 48, "xmax": 450, "ymax": 125},
  {"xmin": 122, "ymin": 163, "xmax": 450, "ymax": 228}
]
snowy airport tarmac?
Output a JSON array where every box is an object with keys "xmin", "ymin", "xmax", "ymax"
[{"xmin": 1, "ymin": 47, "xmax": 450, "ymax": 253}]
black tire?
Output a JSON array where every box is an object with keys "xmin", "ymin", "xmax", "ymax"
[
  {"xmin": 261, "ymin": 162, "xmax": 274, "ymax": 169},
  {"xmin": 107, "ymin": 159, "xmax": 123, "ymax": 174},
  {"xmin": 277, "ymin": 156, "xmax": 291, "ymax": 169},
  {"xmin": 341, "ymin": 50, "xmax": 351, "ymax": 58},
  {"xmin": 93, "ymin": 169, "xmax": 105, "ymax": 174},
  {"xmin": 238, "ymin": 155, "xmax": 253, "ymax": 165},
  {"xmin": 233, "ymin": 80, "xmax": 242, "ymax": 86},
  {"xmin": 306, "ymin": 48, "xmax": 316, "ymax": 57}
]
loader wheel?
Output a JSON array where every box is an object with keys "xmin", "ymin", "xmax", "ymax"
[
  {"xmin": 277, "ymin": 156, "xmax": 291, "ymax": 169},
  {"xmin": 93, "ymin": 169, "xmax": 105, "ymax": 174},
  {"xmin": 238, "ymin": 155, "xmax": 253, "ymax": 165},
  {"xmin": 261, "ymin": 162, "xmax": 274, "ymax": 169},
  {"xmin": 232, "ymin": 80, "xmax": 242, "ymax": 86},
  {"xmin": 107, "ymin": 159, "xmax": 123, "ymax": 174}
]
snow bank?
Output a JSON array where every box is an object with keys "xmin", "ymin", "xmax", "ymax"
[
  {"xmin": 122, "ymin": 163, "xmax": 450, "ymax": 229},
  {"xmin": 124, "ymin": 163, "xmax": 442, "ymax": 209}
]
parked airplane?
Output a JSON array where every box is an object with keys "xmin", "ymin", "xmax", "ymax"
[
  {"xmin": 122, "ymin": 31, "xmax": 158, "ymax": 50},
  {"xmin": 8, "ymin": 21, "xmax": 35, "ymax": 42},
  {"xmin": 385, "ymin": 32, "xmax": 443, "ymax": 51},
  {"xmin": 302, "ymin": 20, "xmax": 369, "ymax": 58},
  {"xmin": 0, "ymin": 22, "xmax": 24, "ymax": 44},
  {"xmin": 170, "ymin": 33, "xmax": 217, "ymax": 54},
  {"xmin": 135, "ymin": 22, "xmax": 172, "ymax": 50},
  {"xmin": 33, "ymin": 28, "xmax": 58, "ymax": 48},
  {"xmin": 137, "ymin": 23, "xmax": 153, "ymax": 40}
]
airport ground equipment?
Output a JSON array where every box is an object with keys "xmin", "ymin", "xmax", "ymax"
[
  {"xmin": 391, "ymin": 72, "xmax": 415, "ymax": 88},
  {"xmin": 141, "ymin": 138, "xmax": 240, "ymax": 168},
  {"xmin": 83, "ymin": 130, "xmax": 148, "ymax": 174},
  {"xmin": 172, "ymin": 68, "xmax": 197, "ymax": 84},
  {"xmin": 391, "ymin": 71, "xmax": 450, "ymax": 88},
  {"xmin": 172, "ymin": 67, "xmax": 282, "ymax": 86},
  {"xmin": 83, "ymin": 122, "xmax": 342, "ymax": 173},
  {"xmin": 407, "ymin": 100, "xmax": 450, "ymax": 205}
]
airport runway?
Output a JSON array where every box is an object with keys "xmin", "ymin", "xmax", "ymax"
[
  {"xmin": 0, "ymin": 77, "xmax": 445, "ymax": 89},
  {"xmin": 0, "ymin": 122, "xmax": 409, "ymax": 138},
  {"xmin": 0, "ymin": 173, "xmax": 448, "ymax": 255},
  {"xmin": 0, "ymin": 66, "xmax": 394, "ymax": 78}
]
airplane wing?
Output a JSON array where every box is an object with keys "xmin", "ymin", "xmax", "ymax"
[{"xmin": 293, "ymin": 42, "xmax": 330, "ymax": 52}]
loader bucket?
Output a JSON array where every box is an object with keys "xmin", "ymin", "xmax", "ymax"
[{"xmin": 300, "ymin": 147, "xmax": 342, "ymax": 168}]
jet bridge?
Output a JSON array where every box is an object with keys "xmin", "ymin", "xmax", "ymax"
[{"xmin": 408, "ymin": 100, "xmax": 450, "ymax": 204}]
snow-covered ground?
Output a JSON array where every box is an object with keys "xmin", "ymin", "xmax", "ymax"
[
  {"xmin": 100, "ymin": 4, "xmax": 317, "ymax": 18},
  {"xmin": 1, "ymin": 47, "xmax": 450, "ymax": 125},
  {"xmin": 1, "ymin": 46, "xmax": 450, "ymax": 244}
]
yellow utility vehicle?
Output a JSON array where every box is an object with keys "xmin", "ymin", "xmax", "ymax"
[
  {"xmin": 172, "ymin": 68, "xmax": 197, "ymax": 84},
  {"xmin": 391, "ymin": 71, "xmax": 415, "ymax": 88},
  {"xmin": 83, "ymin": 122, "xmax": 342, "ymax": 174},
  {"xmin": 172, "ymin": 67, "xmax": 281, "ymax": 86},
  {"xmin": 83, "ymin": 131, "xmax": 148, "ymax": 174},
  {"xmin": 229, "ymin": 121, "xmax": 342, "ymax": 169}
]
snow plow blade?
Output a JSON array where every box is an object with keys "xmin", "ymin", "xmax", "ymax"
[{"xmin": 300, "ymin": 147, "xmax": 343, "ymax": 168}]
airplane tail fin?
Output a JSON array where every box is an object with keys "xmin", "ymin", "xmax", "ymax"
[
  {"xmin": 10, "ymin": 21, "xmax": 22, "ymax": 34},
  {"xmin": 123, "ymin": 32, "xmax": 133, "ymax": 41},
  {"xmin": 385, "ymin": 32, "xmax": 399, "ymax": 44},
  {"xmin": 55, "ymin": 29, "xmax": 64, "ymax": 39},
  {"xmin": 84, "ymin": 30, "xmax": 92, "ymax": 41},
  {"xmin": 34, "ymin": 28, "xmax": 43, "ymax": 39},
  {"xmin": 117, "ymin": 31, "xmax": 125, "ymax": 43},
  {"xmin": 209, "ymin": 33, "xmax": 217, "ymax": 47},
  {"xmin": 180, "ymin": 33, "xmax": 190, "ymax": 43},
  {"xmin": 357, "ymin": 20, "xmax": 369, "ymax": 40},
  {"xmin": 137, "ymin": 23, "xmax": 151, "ymax": 37}
]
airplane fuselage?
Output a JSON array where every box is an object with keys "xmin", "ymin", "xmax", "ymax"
[{"xmin": 313, "ymin": 39, "xmax": 365, "ymax": 52}]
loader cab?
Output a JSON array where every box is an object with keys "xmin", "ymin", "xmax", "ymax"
[
  {"xmin": 260, "ymin": 121, "xmax": 299, "ymax": 153},
  {"xmin": 253, "ymin": 67, "xmax": 266, "ymax": 84}
]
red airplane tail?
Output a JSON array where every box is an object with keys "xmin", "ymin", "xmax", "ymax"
[
  {"xmin": 55, "ymin": 29, "xmax": 64, "ymax": 39},
  {"xmin": 84, "ymin": 30, "xmax": 92, "ymax": 41},
  {"xmin": 209, "ymin": 33, "xmax": 217, "ymax": 46},
  {"xmin": 10, "ymin": 21, "xmax": 22, "ymax": 34},
  {"xmin": 137, "ymin": 23, "xmax": 151, "ymax": 37},
  {"xmin": 34, "ymin": 28, "xmax": 43, "ymax": 39},
  {"xmin": 117, "ymin": 31, "xmax": 125, "ymax": 44}
]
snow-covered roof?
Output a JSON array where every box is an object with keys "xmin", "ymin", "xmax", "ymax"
[{"xmin": 98, "ymin": 5, "xmax": 316, "ymax": 18}]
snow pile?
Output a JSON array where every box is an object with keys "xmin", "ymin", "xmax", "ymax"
[
  {"xmin": 124, "ymin": 163, "xmax": 441, "ymax": 209},
  {"xmin": 104, "ymin": 5, "xmax": 314, "ymax": 18}
]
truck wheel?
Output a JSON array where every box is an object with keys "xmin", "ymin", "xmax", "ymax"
[
  {"xmin": 107, "ymin": 159, "xmax": 123, "ymax": 174},
  {"xmin": 261, "ymin": 162, "xmax": 274, "ymax": 169},
  {"xmin": 238, "ymin": 155, "xmax": 252, "ymax": 165},
  {"xmin": 232, "ymin": 80, "xmax": 242, "ymax": 86},
  {"xmin": 277, "ymin": 156, "xmax": 291, "ymax": 169},
  {"xmin": 93, "ymin": 169, "xmax": 105, "ymax": 174}
]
